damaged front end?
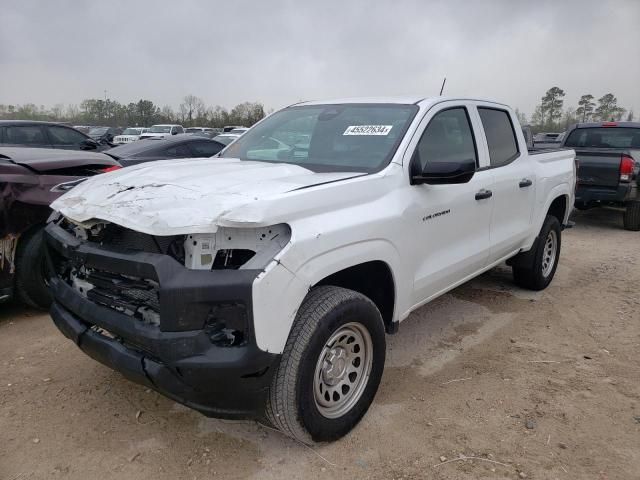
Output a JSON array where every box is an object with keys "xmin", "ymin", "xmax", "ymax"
[{"xmin": 45, "ymin": 215, "xmax": 290, "ymax": 418}]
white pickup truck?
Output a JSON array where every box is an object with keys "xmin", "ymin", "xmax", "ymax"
[{"xmin": 45, "ymin": 96, "xmax": 576, "ymax": 443}]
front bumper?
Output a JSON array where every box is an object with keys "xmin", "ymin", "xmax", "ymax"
[{"xmin": 45, "ymin": 222, "xmax": 280, "ymax": 419}]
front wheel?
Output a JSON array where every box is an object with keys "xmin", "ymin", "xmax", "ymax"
[
  {"xmin": 265, "ymin": 286, "xmax": 386, "ymax": 443},
  {"xmin": 15, "ymin": 227, "xmax": 52, "ymax": 310},
  {"xmin": 513, "ymin": 215, "xmax": 561, "ymax": 291}
]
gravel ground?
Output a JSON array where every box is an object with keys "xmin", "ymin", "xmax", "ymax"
[{"xmin": 1, "ymin": 207, "xmax": 639, "ymax": 480}]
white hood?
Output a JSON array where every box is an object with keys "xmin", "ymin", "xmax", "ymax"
[{"xmin": 52, "ymin": 158, "xmax": 363, "ymax": 235}]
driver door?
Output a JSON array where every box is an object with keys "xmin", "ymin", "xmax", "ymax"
[{"xmin": 405, "ymin": 104, "xmax": 495, "ymax": 305}]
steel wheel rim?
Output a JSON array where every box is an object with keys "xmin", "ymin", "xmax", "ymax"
[
  {"xmin": 313, "ymin": 322, "xmax": 373, "ymax": 419},
  {"xmin": 541, "ymin": 230, "xmax": 557, "ymax": 278}
]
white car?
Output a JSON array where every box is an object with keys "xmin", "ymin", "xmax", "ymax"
[
  {"xmin": 139, "ymin": 124, "xmax": 184, "ymax": 140},
  {"xmin": 185, "ymin": 127, "xmax": 215, "ymax": 134},
  {"xmin": 47, "ymin": 96, "xmax": 576, "ymax": 443},
  {"xmin": 112, "ymin": 127, "xmax": 149, "ymax": 145}
]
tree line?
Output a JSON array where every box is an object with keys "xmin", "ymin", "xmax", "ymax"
[
  {"xmin": 0, "ymin": 95, "xmax": 266, "ymax": 128},
  {"xmin": 524, "ymin": 87, "xmax": 634, "ymax": 133}
]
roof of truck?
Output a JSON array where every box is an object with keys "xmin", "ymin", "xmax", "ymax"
[
  {"xmin": 574, "ymin": 121, "xmax": 640, "ymax": 128},
  {"xmin": 295, "ymin": 96, "xmax": 509, "ymax": 107}
]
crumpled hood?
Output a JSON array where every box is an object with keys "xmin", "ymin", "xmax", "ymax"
[{"xmin": 51, "ymin": 157, "xmax": 363, "ymax": 235}]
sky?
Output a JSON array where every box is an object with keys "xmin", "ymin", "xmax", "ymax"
[{"xmin": 1, "ymin": 0, "xmax": 639, "ymax": 118}]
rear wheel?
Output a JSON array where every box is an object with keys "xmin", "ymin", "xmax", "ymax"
[
  {"xmin": 265, "ymin": 286, "xmax": 386, "ymax": 443},
  {"xmin": 15, "ymin": 227, "xmax": 52, "ymax": 310},
  {"xmin": 513, "ymin": 215, "xmax": 561, "ymax": 291},
  {"xmin": 623, "ymin": 201, "xmax": 640, "ymax": 231}
]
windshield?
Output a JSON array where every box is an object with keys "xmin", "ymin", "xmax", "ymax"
[
  {"xmin": 220, "ymin": 104, "xmax": 418, "ymax": 172},
  {"xmin": 565, "ymin": 127, "xmax": 640, "ymax": 148},
  {"xmin": 149, "ymin": 126, "xmax": 172, "ymax": 133},
  {"xmin": 122, "ymin": 128, "xmax": 142, "ymax": 135},
  {"xmin": 89, "ymin": 127, "xmax": 108, "ymax": 135}
]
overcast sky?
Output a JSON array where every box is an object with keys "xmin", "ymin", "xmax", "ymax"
[{"xmin": 1, "ymin": 0, "xmax": 638, "ymax": 117}]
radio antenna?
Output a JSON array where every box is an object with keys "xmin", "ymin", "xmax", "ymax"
[{"xmin": 439, "ymin": 77, "xmax": 447, "ymax": 96}]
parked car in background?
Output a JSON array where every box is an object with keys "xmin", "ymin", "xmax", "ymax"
[
  {"xmin": 103, "ymin": 135, "xmax": 226, "ymax": 166},
  {"xmin": 112, "ymin": 127, "xmax": 149, "ymax": 145},
  {"xmin": 139, "ymin": 124, "xmax": 184, "ymax": 139},
  {"xmin": 0, "ymin": 120, "xmax": 105, "ymax": 151},
  {"xmin": 0, "ymin": 147, "xmax": 120, "ymax": 308},
  {"xmin": 187, "ymin": 130, "xmax": 219, "ymax": 139},
  {"xmin": 533, "ymin": 131, "xmax": 564, "ymax": 149},
  {"xmin": 185, "ymin": 127, "xmax": 215, "ymax": 134},
  {"xmin": 223, "ymin": 125, "xmax": 245, "ymax": 132},
  {"xmin": 46, "ymin": 96, "xmax": 575, "ymax": 443},
  {"xmin": 88, "ymin": 126, "xmax": 122, "ymax": 144},
  {"xmin": 228, "ymin": 127, "xmax": 249, "ymax": 135},
  {"xmin": 563, "ymin": 121, "xmax": 640, "ymax": 230},
  {"xmin": 534, "ymin": 132, "xmax": 562, "ymax": 143},
  {"xmin": 73, "ymin": 125, "xmax": 91, "ymax": 134}
]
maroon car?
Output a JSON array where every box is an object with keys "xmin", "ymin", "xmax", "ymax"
[{"xmin": 1, "ymin": 147, "xmax": 121, "ymax": 308}]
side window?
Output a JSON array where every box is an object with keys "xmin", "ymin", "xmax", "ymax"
[
  {"xmin": 414, "ymin": 107, "xmax": 477, "ymax": 171},
  {"xmin": 48, "ymin": 126, "xmax": 87, "ymax": 145},
  {"xmin": 189, "ymin": 141, "xmax": 224, "ymax": 157},
  {"xmin": 4, "ymin": 126, "xmax": 47, "ymax": 145},
  {"xmin": 478, "ymin": 108, "xmax": 519, "ymax": 167},
  {"xmin": 164, "ymin": 144, "xmax": 191, "ymax": 157}
]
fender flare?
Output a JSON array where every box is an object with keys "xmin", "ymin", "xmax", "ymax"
[{"xmin": 252, "ymin": 239, "xmax": 403, "ymax": 353}]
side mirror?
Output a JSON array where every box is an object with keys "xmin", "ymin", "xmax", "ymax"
[
  {"xmin": 80, "ymin": 138, "xmax": 99, "ymax": 150},
  {"xmin": 172, "ymin": 130, "xmax": 178, "ymax": 135},
  {"xmin": 411, "ymin": 157, "xmax": 476, "ymax": 185}
]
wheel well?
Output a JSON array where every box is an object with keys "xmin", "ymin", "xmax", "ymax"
[
  {"xmin": 548, "ymin": 195, "xmax": 568, "ymax": 225},
  {"xmin": 315, "ymin": 261, "xmax": 396, "ymax": 333}
]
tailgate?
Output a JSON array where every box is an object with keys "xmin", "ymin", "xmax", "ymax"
[{"xmin": 575, "ymin": 150, "xmax": 621, "ymax": 188}]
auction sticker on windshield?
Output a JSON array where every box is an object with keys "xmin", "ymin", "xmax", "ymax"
[{"xmin": 343, "ymin": 125, "xmax": 393, "ymax": 135}]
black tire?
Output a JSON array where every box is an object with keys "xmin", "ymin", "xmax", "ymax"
[
  {"xmin": 265, "ymin": 286, "xmax": 386, "ymax": 443},
  {"xmin": 623, "ymin": 201, "xmax": 640, "ymax": 231},
  {"xmin": 15, "ymin": 227, "xmax": 52, "ymax": 310},
  {"xmin": 513, "ymin": 215, "xmax": 562, "ymax": 291}
]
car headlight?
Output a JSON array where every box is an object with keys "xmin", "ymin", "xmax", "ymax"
[{"xmin": 184, "ymin": 224, "xmax": 291, "ymax": 270}]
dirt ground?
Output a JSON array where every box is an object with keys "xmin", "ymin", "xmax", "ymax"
[{"xmin": 1, "ymin": 207, "xmax": 639, "ymax": 480}]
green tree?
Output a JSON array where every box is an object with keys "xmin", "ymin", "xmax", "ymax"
[
  {"xmin": 540, "ymin": 87, "xmax": 565, "ymax": 128},
  {"xmin": 595, "ymin": 93, "xmax": 625, "ymax": 121},
  {"xmin": 576, "ymin": 94, "xmax": 595, "ymax": 123}
]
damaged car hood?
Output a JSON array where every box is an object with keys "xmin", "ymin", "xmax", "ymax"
[{"xmin": 51, "ymin": 157, "xmax": 364, "ymax": 235}]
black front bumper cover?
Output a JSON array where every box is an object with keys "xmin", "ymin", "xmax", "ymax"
[{"xmin": 45, "ymin": 222, "xmax": 280, "ymax": 419}]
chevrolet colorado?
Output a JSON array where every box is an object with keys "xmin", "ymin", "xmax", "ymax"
[
  {"xmin": 563, "ymin": 122, "xmax": 640, "ymax": 230},
  {"xmin": 45, "ymin": 97, "xmax": 576, "ymax": 442}
]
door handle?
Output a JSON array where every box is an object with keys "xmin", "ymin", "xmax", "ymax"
[
  {"xmin": 519, "ymin": 178, "xmax": 533, "ymax": 188},
  {"xmin": 475, "ymin": 189, "xmax": 493, "ymax": 200}
]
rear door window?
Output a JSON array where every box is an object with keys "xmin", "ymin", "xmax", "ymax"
[
  {"xmin": 188, "ymin": 141, "xmax": 225, "ymax": 157},
  {"xmin": 478, "ymin": 108, "xmax": 519, "ymax": 167},
  {"xmin": 4, "ymin": 125, "xmax": 48, "ymax": 146},
  {"xmin": 164, "ymin": 144, "xmax": 192, "ymax": 157}
]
